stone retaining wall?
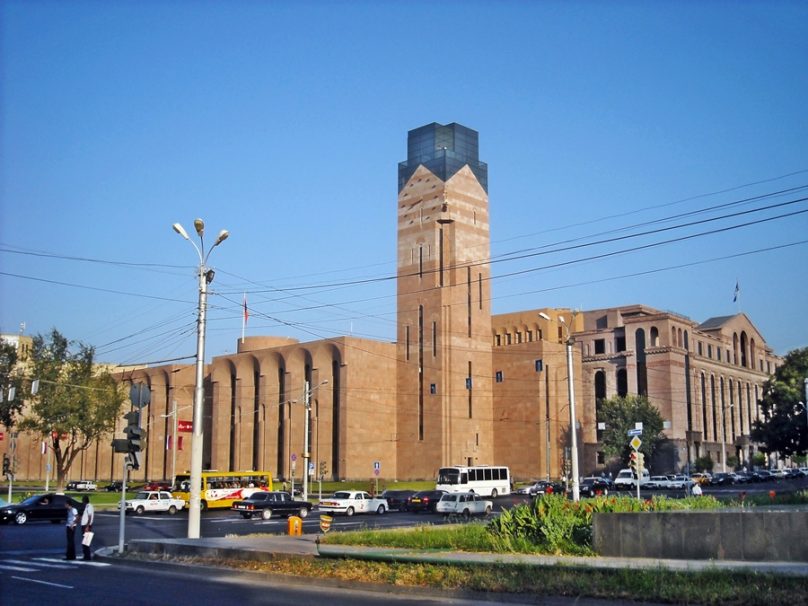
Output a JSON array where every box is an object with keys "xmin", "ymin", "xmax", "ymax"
[{"xmin": 592, "ymin": 510, "xmax": 808, "ymax": 561}]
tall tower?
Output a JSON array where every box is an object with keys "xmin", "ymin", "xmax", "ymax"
[{"xmin": 396, "ymin": 123, "xmax": 494, "ymax": 479}]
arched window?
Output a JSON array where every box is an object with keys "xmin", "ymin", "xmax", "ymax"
[
  {"xmin": 740, "ymin": 332, "xmax": 748, "ymax": 368},
  {"xmin": 595, "ymin": 371, "xmax": 606, "ymax": 441},
  {"xmin": 635, "ymin": 329, "xmax": 647, "ymax": 396},
  {"xmin": 710, "ymin": 375, "xmax": 717, "ymax": 441},
  {"xmin": 678, "ymin": 328, "xmax": 683, "ymax": 348},
  {"xmin": 700, "ymin": 373, "xmax": 708, "ymax": 439},
  {"xmin": 650, "ymin": 326, "xmax": 659, "ymax": 347},
  {"xmin": 616, "ymin": 368, "xmax": 628, "ymax": 397}
]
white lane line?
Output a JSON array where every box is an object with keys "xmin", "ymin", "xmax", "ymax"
[
  {"xmin": 0, "ymin": 564, "xmax": 38, "ymax": 572},
  {"xmin": 36, "ymin": 557, "xmax": 111, "ymax": 567},
  {"xmin": 9, "ymin": 559, "xmax": 75, "ymax": 569},
  {"xmin": 11, "ymin": 576, "xmax": 73, "ymax": 589}
]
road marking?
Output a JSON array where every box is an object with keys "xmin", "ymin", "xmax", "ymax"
[
  {"xmin": 37, "ymin": 557, "xmax": 111, "ymax": 567},
  {"xmin": 6, "ymin": 559, "xmax": 74, "ymax": 569},
  {"xmin": 11, "ymin": 576, "xmax": 73, "ymax": 589},
  {"xmin": 0, "ymin": 564, "xmax": 38, "ymax": 572}
]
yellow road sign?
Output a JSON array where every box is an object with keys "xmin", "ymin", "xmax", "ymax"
[{"xmin": 630, "ymin": 436, "xmax": 642, "ymax": 450}]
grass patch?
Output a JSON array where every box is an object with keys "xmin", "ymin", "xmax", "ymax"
[{"xmin": 135, "ymin": 551, "xmax": 806, "ymax": 606}]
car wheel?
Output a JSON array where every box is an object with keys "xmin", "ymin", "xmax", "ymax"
[
  {"xmin": 168, "ymin": 505, "xmax": 177, "ymax": 515},
  {"xmin": 376, "ymin": 504, "xmax": 386, "ymax": 515},
  {"xmin": 14, "ymin": 512, "xmax": 27, "ymax": 525},
  {"xmin": 462, "ymin": 509, "xmax": 471, "ymax": 521},
  {"xmin": 345, "ymin": 507, "xmax": 354, "ymax": 517},
  {"xmin": 135, "ymin": 505, "xmax": 145, "ymax": 515},
  {"xmin": 241, "ymin": 513, "xmax": 252, "ymax": 519},
  {"xmin": 298, "ymin": 507, "xmax": 309, "ymax": 518},
  {"xmin": 490, "ymin": 489, "xmax": 498, "ymax": 498},
  {"xmin": 484, "ymin": 505, "xmax": 492, "ymax": 515},
  {"xmin": 261, "ymin": 508, "xmax": 272, "ymax": 520},
  {"xmin": 200, "ymin": 501, "xmax": 208, "ymax": 512}
]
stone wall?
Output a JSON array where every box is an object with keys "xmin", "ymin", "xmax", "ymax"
[{"xmin": 593, "ymin": 509, "xmax": 808, "ymax": 562}]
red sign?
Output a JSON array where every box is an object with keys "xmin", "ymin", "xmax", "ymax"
[{"xmin": 177, "ymin": 420, "xmax": 193, "ymax": 433}]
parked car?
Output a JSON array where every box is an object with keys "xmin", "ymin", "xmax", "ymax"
[
  {"xmin": 317, "ymin": 491, "xmax": 388, "ymax": 516},
  {"xmin": 0, "ymin": 493, "xmax": 84, "ymax": 525},
  {"xmin": 645, "ymin": 476, "xmax": 672, "ymax": 490},
  {"xmin": 691, "ymin": 472, "xmax": 711, "ymax": 485},
  {"xmin": 231, "ymin": 491, "xmax": 312, "ymax": 520},
  {"xmin": 105, "ymin": 481, "xmax": 124, "ymax": 492},
  {"xmin": 381, "ymin": 489, "xmax": 416, "ymax": 511},
  {"xmin": 72, "ymin": 480, "xmax": 97, "ymax": 491},
  {"xmin": 121, "ymin": 491, "xmax": 185, "ymax": 515},
  {"xmin": 579, "ymin": 477, "xmax": 612, "ymax": 497},
  {"xmin": 436, "ymin": 492, "xmax": 492, "ymax": 519},
  {"xmin": 404, "ymin": 490, "xmax": 446, "ymax": 513},
  {"xmin": 667, "ymin": 475, "xmax": 694, "ymax": 490},
  {"xmin": 516, "ymin": 480, "xmax": 564, "ymax": 496},
  {"xmin": 710, "ymin": 473, "xmax": 734, "ymax": 486}
]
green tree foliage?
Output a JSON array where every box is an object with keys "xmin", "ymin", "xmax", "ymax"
[
  {"xmin": 751, "ymin": 347, "xmax": 808, "ymax": 458},
  {"xmin": 0, "ymin": 341, "xmax": 25, "ymax": 428},
  {"xmin": 17, "ymin": 329, "xmax": 126, "ymax": 489},
  {"xmin": 598, "ymin": 395, "xmax": 665, "ymax": 467}
]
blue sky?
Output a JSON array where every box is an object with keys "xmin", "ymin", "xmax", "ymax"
[{"xmin": 1, "ymin": 0, "xmax": 807, "ymax": 366}]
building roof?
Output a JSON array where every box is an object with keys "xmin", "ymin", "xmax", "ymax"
[{"xmin": 698, "ymin": 315, "xmax": 737, "ymax": 331}]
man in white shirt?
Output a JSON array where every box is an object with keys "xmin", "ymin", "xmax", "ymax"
[
  {"xmin": 80, "ymin": 495, "xmax": 95, "ymax": 560},
  {"xmin": 65, "ymin": 500, "xmax": 78, "ymax": 560}
]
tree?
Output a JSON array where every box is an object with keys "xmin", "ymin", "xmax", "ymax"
[
  {"xmin": 17, "ymin": 329, "xmax": 126, "ymax": 489},
  {"xmin": 598, "ymin": 395, "xmax": 665, "ymax": 468},
  {"xmin": 751, "ymin": 347, "xmax": 808, "ymax": 459},
  {"xmin": 0, "ymin": 341, "xmax": 25, "ymax": 428}
]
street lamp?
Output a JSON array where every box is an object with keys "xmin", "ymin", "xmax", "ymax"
[
  {"xmin": 303, "ymin": 379, "xmax": 329, "ymax": 502},
  {"xmin": 559, "ymin": 313, "xmax": 580, "ymax": 502},
  {"xmin": 172, "ymin": 218, "xmax": 229, "ymax": 539}
]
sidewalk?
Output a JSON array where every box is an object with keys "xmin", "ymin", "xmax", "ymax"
[{"xmin": 96, "ymin": 533, "xmax": 808, "ymax": 577}]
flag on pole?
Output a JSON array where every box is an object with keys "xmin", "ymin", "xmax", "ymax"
[{"xmin": 733, "ymin": 280, "xmax": 740, "ymax": 303}]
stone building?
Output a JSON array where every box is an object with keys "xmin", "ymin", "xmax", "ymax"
[
  {"xmin": 1, "ymin": 123, "xmax": 784, "ymax": 485},
  {"xmin": 575, "ymin": 305, "xmax": 781, "ymax": 474}
]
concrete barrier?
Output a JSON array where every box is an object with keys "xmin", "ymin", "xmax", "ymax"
[{"xmin": 593, "ymin": 509, "xmax": 808, "ymax": 561}]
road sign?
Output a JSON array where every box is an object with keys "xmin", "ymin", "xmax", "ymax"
[
  {"xmin": 627, "ymin": 428, "xmax": 642, "ymax": 437},
  {"xmin": 320, "ymin": 514, "xmax": 333, "ymax": 533},
  {"xmin": 630, "ymin": 436, "xmax": 642, "ymax": 450},
  {"xmin": 129, "ymin": 383, "xmax": 151, "ymax": 409},
  {"xmin": 373, "ymin": 460, "xmax": 381, "ymax": 471}
]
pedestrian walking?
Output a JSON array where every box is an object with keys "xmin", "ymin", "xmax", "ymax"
[
  {"xmin": 65, "ymin": 500, "xmax": 78, "ymax": 560},
  {"xmin": 80, "ymin": 495, "xmax": 95, "ymax": 560},
  {"xmin": 691, "ymin": 482, "xmax": 703, "ymax": 496}
]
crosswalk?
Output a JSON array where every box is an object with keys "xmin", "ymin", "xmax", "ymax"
[{"xmin": 0, "ymin": 557, "xmax": 111, "ymax": 573}]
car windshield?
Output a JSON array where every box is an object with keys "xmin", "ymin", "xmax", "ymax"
[
  {"xmin": 437, "ymin": 469, "xmax": 461, "ymax": 484},
  {"xmin": 134, "ymin": 492, "xmax": 150, "ymax": 500}
]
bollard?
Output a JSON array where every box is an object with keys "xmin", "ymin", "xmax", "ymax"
[{"xmin": 287, "ymin": 515, "xmax": 303, "ymax": 536}]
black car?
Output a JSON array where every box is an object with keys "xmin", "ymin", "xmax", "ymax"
[
  {"xmin": 381, "ymin": 489, "xmax": 416, "ymax": 511},
  {"xmin": 579, "ymin": 477, "xmax": 612, "ymax": 498},
  {"xmin": 231, "ymin": 491, "xmax": 312, "ymax": 520},
  {"xmin": 0, "ymin": 493, "xmax": 84, "ymax": 525},
  {"xmin": 105, "ymin": 481, "xmax": 124, "ymax": 492},
  {"xmin": 403, "ymin": 490, "xmax": 446, "ymax": 513}
]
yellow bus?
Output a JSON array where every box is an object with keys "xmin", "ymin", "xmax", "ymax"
[{"xmin": 172, "ymin": 471, "xmax": 273, "ymax": 510}]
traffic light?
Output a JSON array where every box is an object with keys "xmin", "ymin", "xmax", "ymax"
[
  {"xmin": 636, "ymin": 452, "xmax": 645, "ymax": 473},
  {"xmin": 629, "ymin": 451, "xmax": 638, "ymax": 474},
  {"xmin": 2, "ymin": 454, "xmax": 9, "ymax": 476},
  {"xmin": 112, "ymin": 410, "xmax": 145, "ymax": 469}
]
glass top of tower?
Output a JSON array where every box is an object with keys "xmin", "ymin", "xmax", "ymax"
[{"xmin": 398, "ymin": 122, "xmax": 488, "ymax": 193}]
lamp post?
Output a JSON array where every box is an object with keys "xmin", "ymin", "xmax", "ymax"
[
  {"xmin": 303, "ymin": 379, "xmax": 328, "ymax": 502},
  {"xmin": 172, "ymin": 219, "xmax": 229, "ymax": 539},
  {"xmin": 559, "ymin": 313, "xmax": 580, "ymax": 502}
]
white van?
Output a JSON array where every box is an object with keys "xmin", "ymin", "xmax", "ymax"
[{"xmin": 613, "ymin": 468, "xmax": 650, "ymax": 490}]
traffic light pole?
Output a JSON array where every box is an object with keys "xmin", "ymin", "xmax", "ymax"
[{"xmin": 117, "ymin": 458, "xmax": 129, "ymax": 553}]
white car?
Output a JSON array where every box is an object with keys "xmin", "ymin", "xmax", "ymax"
[
  {"xmin": 435, "ymin": 492, "xmax": 493, "ymax": 519},
  {"xmin": 70, "ymin": 480, "xmax": 97, "ymax": 491},
  {"xmin": 122, "ymin": 490, "xmax": 185, "ymax": 515},
  {"xmin": 317, "ymin": 491, "xmax": 388, "ymax": 516}
]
